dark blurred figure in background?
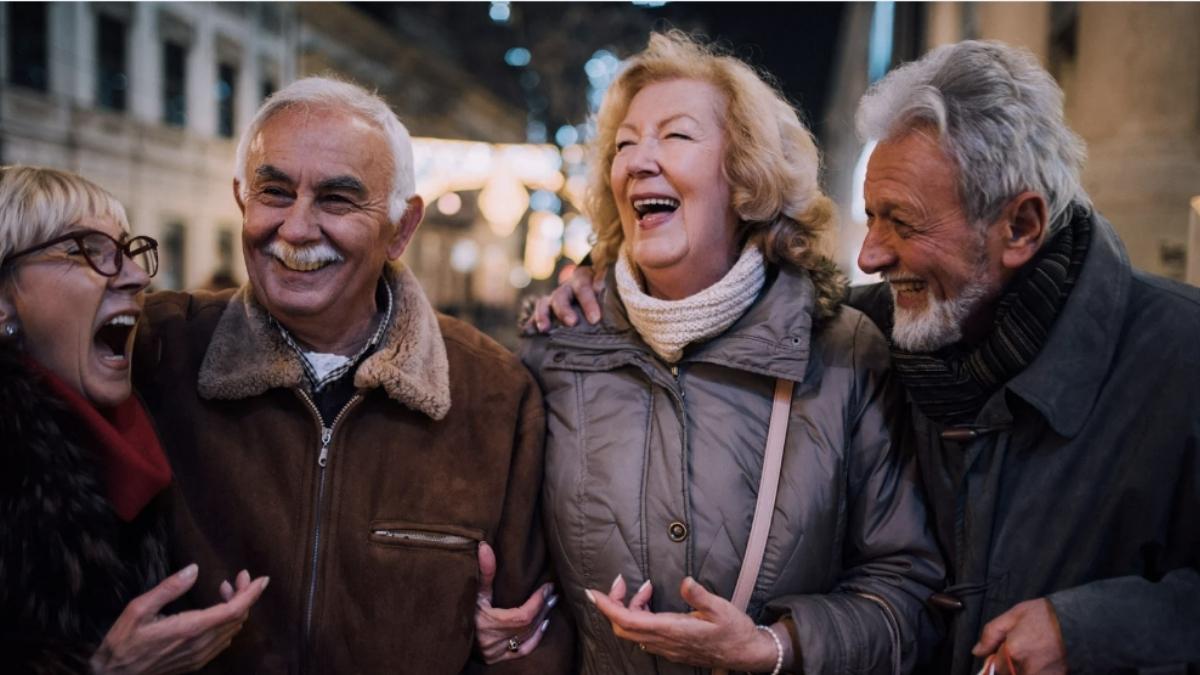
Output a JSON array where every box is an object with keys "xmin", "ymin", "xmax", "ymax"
[{"xmin": 0, "ymin": 166, "xmax": 265, "ymax": 673}]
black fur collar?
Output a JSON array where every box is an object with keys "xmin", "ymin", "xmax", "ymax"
[{"xmin": 0, "ymin": 346, "xmax": 168, "ymax": 668}]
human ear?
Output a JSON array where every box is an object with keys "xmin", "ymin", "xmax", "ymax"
[
  {"xmin": 0, "ymin": 282, "xmax": 20, "ymax": 339},
  {"xmin": 998, "ymin": 192, "xmax": 1047, "ymax": 270},
  {"xmin": 232, "ymin": 179, "xmax": 246, "ymax": 214},
  {"xmin": 386, "ymin": 196, "xmax": 425, "ymax": 260}
]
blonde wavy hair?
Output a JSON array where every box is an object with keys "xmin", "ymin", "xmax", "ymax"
[{"xmin": 586, "ymin": 31, "xmax": 844, "ymax": 316}]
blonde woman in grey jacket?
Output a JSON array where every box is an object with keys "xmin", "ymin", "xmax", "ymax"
[{"xmin": 517, "ymin": 32, "xmax": 943, "ymax": 675}]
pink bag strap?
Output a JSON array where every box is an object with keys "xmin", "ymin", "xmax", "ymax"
[{"xmin": 730, "ymin": 377, "xmax": 794, "ymax": 611}]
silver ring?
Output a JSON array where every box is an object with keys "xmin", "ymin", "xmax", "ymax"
[
  {"xmin": 638, "ymin": 643, "xmax": 646, "ymax": 651},
  {"xmin": 507, "ymin": 636, "xmax": 521, "ymax": 653}
]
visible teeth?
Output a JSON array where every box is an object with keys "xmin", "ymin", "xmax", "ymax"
[
  {"xmin": 634, "ymin": 197, "xmax": 680, "ymax": 208},
  {"xmin": 279, "ymin": 258, "xmax": 331, "ymax": 272},
  {"xmin": 889, "ymin": 280, "xmax": 926, "ymax": 293},
  {"xmin": 633, "ymin": 197, "xmax": 681, "ymax": 214},
  {"xmin": 105, "ymin": 315, "xmax": 136, "ymax": 327}
]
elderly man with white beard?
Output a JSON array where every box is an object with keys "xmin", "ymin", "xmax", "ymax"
[
  {"xmin": 532, "ymin": 39, "xmax": 1200, "ymax": 675},
  {"xmin": 846, "ymin": 39, "xmax": 1200, "ymax": 675},
  {"xmin": 131, "ymin": 77, "xmax": 572, "ymax": 673}
]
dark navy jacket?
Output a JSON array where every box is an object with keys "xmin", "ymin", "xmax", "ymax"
[{"xmin": 850, "ymin": 210, "xmax": 1200, "ymax": 675}]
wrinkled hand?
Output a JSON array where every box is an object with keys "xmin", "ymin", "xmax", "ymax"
[
  {"xmin": 531, "ymin": 265, "xmax": 603, "ymax": 332},
  {"xmin": 474, "ymin": 541, "xmax": 557, "ymax": 663},
  {"xmin": 91, "ymin": 563, "xmax": 269, "ymax": 675},
  {"xmin": 972, "ymin": 598, "xmax": 1068, "ymax": 675},
  {"xmin": 586, "ymin": 575, "xmax": 784, "ymax": 672}
]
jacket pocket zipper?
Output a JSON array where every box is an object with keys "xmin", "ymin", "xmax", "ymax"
[{"xmin": 369, "ymin": 528, "xmax": 478, "ymax": 550}]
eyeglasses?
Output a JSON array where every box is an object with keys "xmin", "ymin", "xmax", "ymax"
[{"xmin": 4, "ymin": 229, "xmax": 159, "ymax": 278}]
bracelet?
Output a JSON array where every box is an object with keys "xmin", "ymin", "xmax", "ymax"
[{"xmin": 756, "ymin": 624, "xmax": 784, "ymax": 675}]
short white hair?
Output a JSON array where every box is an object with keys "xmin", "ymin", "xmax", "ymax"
[
  {"xmin": 856, "ymin": 40, "xmax": 1090, "ymax": 234},
  {"xmin": 0, "ymin": 165, "xmax": 130, "ymax": 263},
  {"xmin": 234, "ymin": 76, "xmax": 416, "ymax": 223}
]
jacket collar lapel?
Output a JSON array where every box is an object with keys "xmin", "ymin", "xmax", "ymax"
[
  {"xmin": 198, "ymin": 263, "xmax": 451, "ymax": 420},
  {"xmin": 1007, "ymin": 210, "xmax": 1129, "ymax": 437},
  {"xmin": 549, "ymin": 265, "xmax": 816, "ymax": 383}
]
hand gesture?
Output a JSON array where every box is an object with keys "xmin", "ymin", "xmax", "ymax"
[
  {"xmin": 474, "ymin": 542, "xmax": 557, "ymax": 663},
  {"xmin": 90, "ymin": 564, "xmax": 268, "ymax": 675},
  {"xmin": 586, "ymin": 575, "xmax": 785, "ymax": 672},
  {"xmin": 972, "ymin": 598, "xmax": 1068, "ymax": 675},
  {"xmin": 531, "ymin": 265, "xmax": 604, "ymax": 332}
]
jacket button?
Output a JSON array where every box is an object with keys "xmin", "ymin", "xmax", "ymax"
[{"xmin": 667, "ymin": 521, "xmax": 688, "ymax": 542}]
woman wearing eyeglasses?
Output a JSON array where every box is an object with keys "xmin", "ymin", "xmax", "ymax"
[{"xmin": 0, "ymin": 166, "xmax": 267, "ymax": 673}]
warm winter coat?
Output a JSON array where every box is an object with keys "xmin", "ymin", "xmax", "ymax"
[
  {"xmin": 132, "ymin": 263, "xmax": 573, "ymax": 674},
  {"xmin": 849, "ymin": 210, "xmax": 1200, "ymax": 675},
  {"xmin": 521, "ymin": 264, "xmax": 945, "ymax": 675},
  {"xmin": 0, "ymin": 346, "xmax": 168, "ymax": 673}
]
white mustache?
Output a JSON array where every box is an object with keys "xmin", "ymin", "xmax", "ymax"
[{"xmin": 266, "ymin": 240, "xmax": 343, "ymax": 266}]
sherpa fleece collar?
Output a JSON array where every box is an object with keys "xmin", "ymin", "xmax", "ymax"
[{"xmin": 197, "ymin": 263, "xmax": 451, "ymax": 420}]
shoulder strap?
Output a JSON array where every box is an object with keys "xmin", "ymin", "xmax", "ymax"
[{"xmin": 729, "ymin": 377, "xmax": 794, "ymax": 611}]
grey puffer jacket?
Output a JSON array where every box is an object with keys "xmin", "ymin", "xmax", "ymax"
[{"xmin": 521, "ymin": 265, "xmax": 944, "ymax": 675}]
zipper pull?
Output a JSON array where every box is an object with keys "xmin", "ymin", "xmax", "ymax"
[{"xmin": 318, "ymin": 427, "xmax": 332, "ymax": 467}]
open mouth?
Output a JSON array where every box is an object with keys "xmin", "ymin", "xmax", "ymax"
[
  {"xmin": 94, "ymin": 314, "xmax": 136, "ymax": 364},
  {"xmin": 632, "ymin": 197, "xmax": 680, "ymax": 221}
]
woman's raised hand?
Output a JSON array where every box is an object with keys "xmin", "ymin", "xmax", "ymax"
[
  {"xmin": 90, "ymin": 563, "xmax": 268, "ymax": 675},
  {"xmin": 586, "ymin": 575, "xmax": 789, "ymax": 672},
  {"xmin": 473, "ymin": 541, "xmax": 558, "ymax": 663}
]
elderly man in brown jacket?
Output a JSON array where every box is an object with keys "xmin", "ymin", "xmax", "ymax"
[{"xmin": 132, "ymin": 77, "xmax": 571, "ymax": 673}]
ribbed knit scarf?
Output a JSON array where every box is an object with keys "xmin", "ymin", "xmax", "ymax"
[
  {"xmin": 616, "ymin": 244, "xmax": 766, "ymax": 363},
  {"xmin": 891, "ymin": 208, "xmax": 1092, "ymax": 425}
]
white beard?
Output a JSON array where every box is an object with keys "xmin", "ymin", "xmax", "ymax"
[{"xmin": 889, "ymin": 275, "xmax": 991, "ymax": 353}]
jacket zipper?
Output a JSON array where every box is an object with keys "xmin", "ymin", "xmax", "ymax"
[
  {"xmin": 296, "ymin": 390, "xmax": 362, "ymax": 661},
  {"xmin": 855, "ymin": 591, "xmax": 903, "ymax": 675},
  {"xmin": 370, "ymin": 529, "xmax": 474, "ymax": 546}
]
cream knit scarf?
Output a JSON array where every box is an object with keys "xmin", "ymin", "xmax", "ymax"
[{"xmin": 616, "ymin": 244, "xmax": 766, "ymax": 363}]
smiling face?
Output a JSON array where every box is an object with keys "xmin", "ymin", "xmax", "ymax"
[
  {"xmin": 859, "ymin": 129, "xmax": 1008, "ymax": 351},
  {"xmin": 238, "ymin": 104, "xmax": 411, "ymax": 351},
  {"xmin": 610, "ymin": 78, "xmax": 740, "ymax": 300},
  {"xmin": 2, "ymin": 214, "xmax": 150, "ymax": 408}
]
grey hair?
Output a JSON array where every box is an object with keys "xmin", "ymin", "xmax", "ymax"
[
  {"xmin": 856, "ymin": 40, "xmax": 1090, "ymax": 234},
  {"xmin": 234, "ymin": 76, "xmax": 415, "ymax": 223},
  {"xmin": 0, "ymin": 165, "xmax": 130, "ymax": 263}
]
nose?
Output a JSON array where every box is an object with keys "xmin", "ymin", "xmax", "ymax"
[
  {"xmin": 276, "ymin": 197, "xmax": 323, "ymax": 245},
  {"xmin": 857, "ymin": 224, "xmax": 898, "ymax": 275},
  {"xmin": 112, "ymin": 251, "xmax": 152, "ymax": 294},
  {"xmin": 625, "ymin": 139, "xmax": 661, "ymax": 177}
]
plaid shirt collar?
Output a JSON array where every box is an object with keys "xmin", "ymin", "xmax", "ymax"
[{"xmin": 270, "ymin": 279, "xmax": 394, "ymax": 392}]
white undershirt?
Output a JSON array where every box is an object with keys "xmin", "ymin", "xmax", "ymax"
[{"xmin": 303, "ymin": 350, "xmax": 352, "ymax": 382}]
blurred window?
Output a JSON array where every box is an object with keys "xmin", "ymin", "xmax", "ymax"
[
  {"xmin": 162, "ymin": 221, "xmax": 187, "ymax": 290},
  {"xmin": 8, "ymin": 2, "xmax": 49, "ymax": 91},
  {"xmin": 162, "ymin": 40, "xmax": 187, "ymax": 126},
  {"xmin": 217, "ymin": 62, "xmax": 237, "ymax": 138},
  {"xmin": 96, "ymin": 13, "xmax": 128, "ymax": 111}
]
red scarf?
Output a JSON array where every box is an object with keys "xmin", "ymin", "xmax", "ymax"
[{"xmin": 28, "ymin": 359, "xmax": 171, "ymax": 522}]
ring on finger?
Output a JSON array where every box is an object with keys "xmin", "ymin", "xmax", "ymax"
[
  {"xmin": 638, "ymin": 643, "xmax": 646, "ymax": 651},
  {"xmin": 507, "ymin": 636, "xmax": 521, "ymax": 653}
]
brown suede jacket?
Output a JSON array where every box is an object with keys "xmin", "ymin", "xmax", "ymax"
[{"xmin": 133, "ymin": 264, "xmax": 572, "ymax": 674}]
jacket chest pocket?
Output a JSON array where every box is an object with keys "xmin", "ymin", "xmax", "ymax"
[{"xmin": 367, "ymin": 520, "xmax": 483, "ymax": 551}]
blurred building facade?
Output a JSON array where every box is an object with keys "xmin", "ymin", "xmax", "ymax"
[
  {"xmin": 0, "ymin": 2, "xmax": 577, "ymax": 344},
  {"xmin": 1, "ymin": 2, "xmax": 295, "ymax": 292},
  {"xmin": 824, "ymin": 2, "xmax": 1200, "ymax": 286}
]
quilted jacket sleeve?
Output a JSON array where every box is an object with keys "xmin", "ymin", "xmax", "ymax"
[{"xmin": 765, "ymin": 313, "xmax": 944, "ymax": 675}]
